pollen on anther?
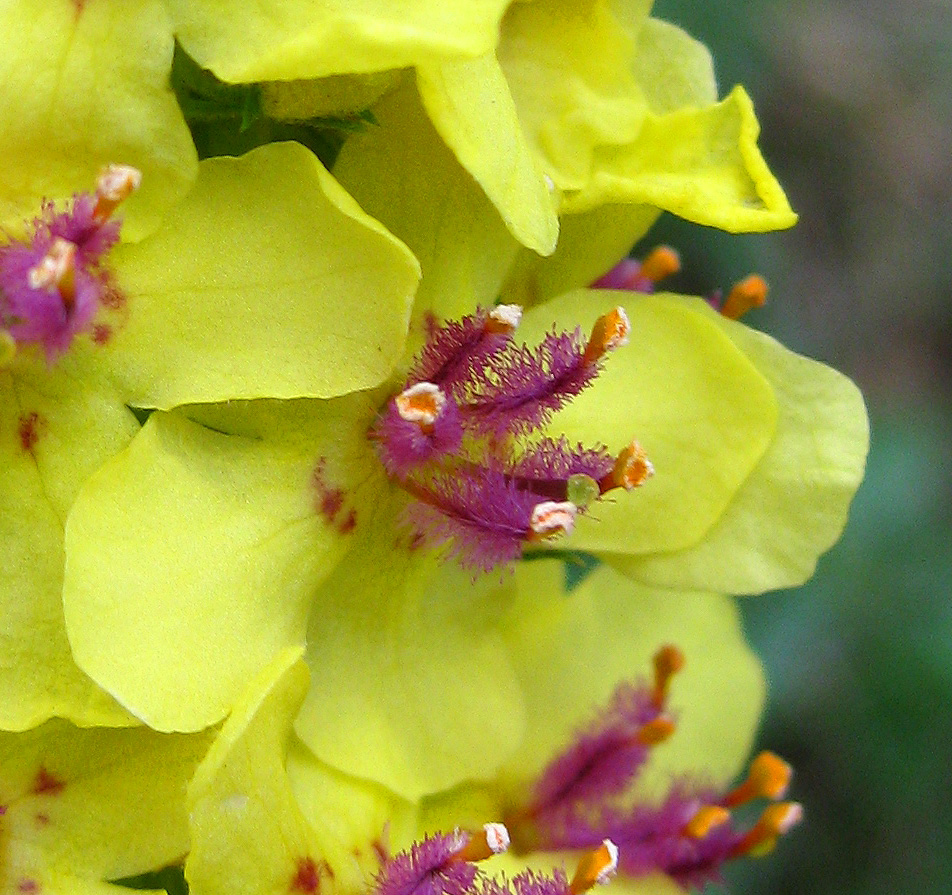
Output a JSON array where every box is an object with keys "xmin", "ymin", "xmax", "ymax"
[
  {"xmin": 635, "ymin": 716, "xmax": 676, "ymax": 745},
  {"xmin": 93, "ymin": 164, "xmax": 142, "ymax": 222},
  {"xmin": 28, "ymin": 238, "xmax": 77, "ymax": 295},
  {"xmin": 605, "ymin": 441, "xmax": 653, "ymax": 493},
  {"xmin": 451, "ymin": 823, "xmax": 511, "ymax": 863},
  {"xmin": 396, "ymin": 382, "xmax": 446, "ymax": 427},
  {"xmin": 651, "ymin": 644, "xmax": 685, "ymax": 708},
  {"xmin": 528, "ymin": 500, "xmax": 577, "ymax": 541},
  {"xmin": 486, "ymin": 304, "xmax": 523, "ymax": 334}
]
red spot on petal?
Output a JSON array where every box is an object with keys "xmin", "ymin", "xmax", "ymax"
[
  {"xmin": 18, "ymin": 879, "xmax": 39, "ymax": 894},
  {"xmin": 92, "ymin": 323, "xmax": 112, "ymax": 345},
  {"xmin": 100, "ymin": 279, "xmax": 126, "ymax": 311},
  {"xmin": 311, "ymin": 459, "xmax": 356, "ymax": 535},
  {"xmin": 321, "ymin": 489, "xmax": 343, "ymax": 520},
  {"xmin": 18, "ymin": 412, "xmax": 44, "ymax": 453},
  {"xmin": 34, "ymin": 813, "xmax": 50, "ymax": 826},
  {"xmin": 290, "ymin": 858, "xmax": 326, "ymax": 894},
  {"xmin": 32, "ymin": 767, "xmax": 65, "ymax": 796}
]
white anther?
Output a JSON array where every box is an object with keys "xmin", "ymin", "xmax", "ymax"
[
  {"xmin": 482, "ymin": 823, "xmax": 510, "ymax": 855},
  {"xmin": 28, "ymin": 238, "xmax": 76, "ymax": 290},
  {"xmin": 395, "ymin": 382, "xmax": 446, "ymax": 426},
  {"xmin": 96, "ymin": 164, "xmax": 142, "ymax": 202},
  {"xmin": 595, "ymin": 840, "xmax": 619, "ymax": 884},
  {"xmin": 489, "ymin": 304, "xmax": 522, "ymax": 330},
  {"xmin": 529, "ymin": 501, "xmax": 577, "ymax": 539}
]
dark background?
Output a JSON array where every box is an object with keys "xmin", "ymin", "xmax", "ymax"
[{"xmin": 649, "ymin": 1, "xmax": 952, "ymax": 892}]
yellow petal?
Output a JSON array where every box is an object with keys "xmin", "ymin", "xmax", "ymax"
[
  {"xmin": 104, "ymin": 142, "xmax": 419, "ymax": 409},
  {"xmin": 0, "ymin": 0, "xmax": 196, "ymax": 241},
  {"xmin": 417, "ymin": 54, "xmax": 559, "ymax": 255}
]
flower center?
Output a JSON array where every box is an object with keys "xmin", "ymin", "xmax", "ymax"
[
  {"xmin": 0, "ymin": 164, "xmax": 139, "ymax": 364},
  {"xmin": 370, "ymin": 305, "xmax": 653, "ymax": 571}
]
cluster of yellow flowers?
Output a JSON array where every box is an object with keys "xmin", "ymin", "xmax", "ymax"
[{"xmin": 0, "ymin": 2, "xmax": 867, "ymax": 895}]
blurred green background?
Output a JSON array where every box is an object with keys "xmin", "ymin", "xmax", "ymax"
[{"xmin": 649, "ymin": 1, "xmax": 952, "ymax": 892}]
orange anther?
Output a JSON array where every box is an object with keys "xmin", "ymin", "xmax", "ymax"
[
  {"xmin": 601, "ymin": 440, "xmax": 654, "ymax": 493},
  {"xmin": 722, "ymin": 751, "xmax": 792, "ymax": 808},
  {"xmin": 636, "ymin": 716, "xmax": 677, "ymax": 745},
  {"xmin": 569, "ymin": 840, "xmax": 618, "ymax": 894},
  {"xmin": 450, "ymin": 823, "xmax": 510, "ymax": 863},
  {"xmin": 582, "ymin": 307, "xmax": 630, "ymax": 365},
  {"xmin": 651, "ymin": 645, "xmax": 685, "ymax": 709},
  {"xmin": 683, "ymin": 805, "xmax": 731, "ymax": 839},
  {"xmin": 639, "ymin": 246, "xmax": 681, "ymax": 284},
  {"xmin": 729, "ymin": 802, "xmax": 803, "ymax": 859},
  {"xmin": 720, "ymin": 274, "xmax": 768, "ymax": 320}
]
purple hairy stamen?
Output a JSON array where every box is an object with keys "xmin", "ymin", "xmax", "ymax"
[
  {"xmin": 456, "ymin": 328, "xmax": 599, "ymax": 439},
  {"xmin": 504, "ymin": 650, "xmax": 801, "ymax": 892},
  {"xmin": 373, "ymin": 831, "xmax": 478, "ymax": 895},
  {"xmin": 372, "ymin": 305, "xmax": 640, "ymax": 571}
]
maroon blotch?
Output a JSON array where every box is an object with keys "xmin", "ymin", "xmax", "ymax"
[{"xmin": 32, "ymin": 767, "xmax": 65, "ymax": 796}]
